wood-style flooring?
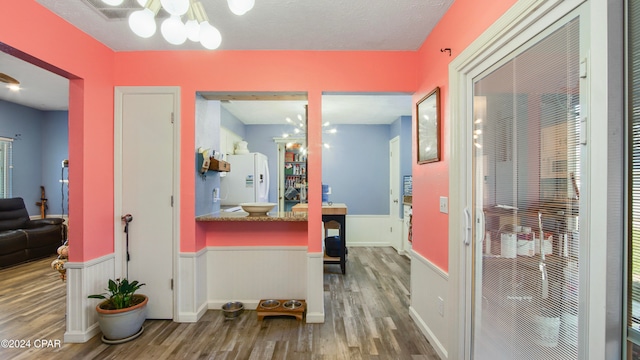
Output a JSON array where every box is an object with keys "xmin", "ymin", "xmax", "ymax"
[{"xmin": 0, "ymin": 247, "xmax": 441, "ymax": 360}]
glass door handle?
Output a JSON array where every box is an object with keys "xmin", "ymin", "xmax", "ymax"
[{"xmin": 464, "ymin": 207, "xmax": 471, "ymax": 246}]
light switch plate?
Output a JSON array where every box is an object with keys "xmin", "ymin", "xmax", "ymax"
[{"xmin": 439, "ymin": 196, "xmax": 448, "ymax": 214}]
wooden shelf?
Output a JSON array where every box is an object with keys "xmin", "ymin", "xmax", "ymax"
[{"xmin": 209, "ymin": 158, "xmax": 230, "ymax": 172}]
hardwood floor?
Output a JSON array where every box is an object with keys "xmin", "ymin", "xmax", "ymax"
[{"xmin": 0, "ymin": 248, "xmax": 441, "ymax": 360}]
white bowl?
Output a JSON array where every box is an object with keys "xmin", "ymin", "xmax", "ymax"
[{"xmin": 239, "ymin": 202, "xmax": 276, "ymax": 215}]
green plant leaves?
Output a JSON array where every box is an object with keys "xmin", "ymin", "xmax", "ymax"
[{"xmin": 87, "ymin": 278, "xmax": 145, "ymax": 309}]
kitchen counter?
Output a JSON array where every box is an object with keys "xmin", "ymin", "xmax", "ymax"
[
  {"xmin": 291, "ymin": 203, "xmax": 348, "ymax": 215},
  {"xmin": 196, "ymin": 211, "xmax": 307, "ymax": 222}
]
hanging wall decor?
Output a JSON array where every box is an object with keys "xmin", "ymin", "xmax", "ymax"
[{"xmin": 416, "ymin": 87, "xmax": 441, "ymax": 164}]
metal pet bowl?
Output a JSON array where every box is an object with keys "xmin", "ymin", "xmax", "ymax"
[
  {"xmin": 222, "ymin": 301, "xmax": 244, "ymax": 319},
  {"xmin": 259, "ymin": 299, "xmax": 280, "ymax": 309},
  {"xmin": 283, "ymin": 300, "xmax": 303, "ymax": 310}
]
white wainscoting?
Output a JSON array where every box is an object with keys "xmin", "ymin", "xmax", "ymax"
[
  {"xmin": 206, "ymin": 246, "xmax": 308, "ymax": 309},
  {"xmin": 177, "ymin": 248, "xmax": 208, "ymax": 322},
  {"xmin": 409, "ymin": 249, "xmax": 449, "ymax": 359},
  {"xmin": 344, "ymin": 215, "xmax": 393, "ymax": 247},
  {"xmin": 63, "ymin": 254, "xmax": 115, "ymax": 343},
  {"xmin": 306, "ymin": 252, "xmax": 324, "ymax": 323}
]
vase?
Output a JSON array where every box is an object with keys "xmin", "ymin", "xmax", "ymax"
[{"xmin": 95, "ymin": 294, "xmax": 148, "ymax": 344}]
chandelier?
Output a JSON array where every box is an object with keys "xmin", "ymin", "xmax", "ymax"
[
  {"xmin": 100, "ymin": 0, "xmax": 255, "ymax": 50},
  {"xmin": 281, "ymin": 113, "xmax": 336, "ymax": 149}
]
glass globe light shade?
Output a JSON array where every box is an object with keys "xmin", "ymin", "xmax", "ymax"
[
  {"xmin": 129, "ymin": 8, "xmax": 157, "ymax": 38},
  {"xmin": 185, "ymin": 19, "xmax": 200, "ymax": 42},
  {"xmin": 227, "ymin": 0, "xmax": 255, "ymax": 16},
  {"xmin": 161, "ymin": 16, "xmax": 187, "ymax": 45},
  {"xmin": 199, "ymin": 21, "xmax": 222, "ymax": 50},
  {"xmin": 102, "ymin": 0, "xmax": 125, "ymax": 6},
  {"xmin": 161, "ymin": 0, "xmax": 189, "ymax": 16}
]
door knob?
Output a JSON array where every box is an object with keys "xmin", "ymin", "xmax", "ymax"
[{"xmin": 393, "ymin": 199, "xmax": 399, "ymax": 203}]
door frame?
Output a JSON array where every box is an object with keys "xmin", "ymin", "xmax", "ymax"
[
  {"xmin": 114, "ymin": 86, "xmax": 181, "ymax": 319},
  {"xmin": 445, "ymin": 0, "xmax": 616, "ymax": 358},
  {"xmin": 389, "ymin": 136, "xmax": 402, "ymax": 252}
]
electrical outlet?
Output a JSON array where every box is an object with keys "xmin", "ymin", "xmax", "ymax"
[
  {"xmin": 213, "ymin": 188, "xmax": 220, "ymax": 202},
  {"xmin": 439, "ymin": 196, "xmax": 448, "ymax": 214},
  {"xmin": 437, "ymin": 296, "xmax": 444, "ymax": 316}
]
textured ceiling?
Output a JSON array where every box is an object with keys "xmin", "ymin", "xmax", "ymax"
[
  {"xmin": 35, "ymin": 0, "xmax": 453, "ymax": 51},
  {"xmin": 2, "ymin": 0, "xmax": 449, "ymax": 119}
]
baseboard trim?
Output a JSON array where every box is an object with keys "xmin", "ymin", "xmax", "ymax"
[
  {"xmin": 305, "ymin": 312, "xmax": 324, "ymax": 323},
  {"xmin": 209, "ymin": 300, "xmax": 260, "ymax": 310},
  {"xmin": 178, "ymin": 300, "xmax": 209, "ymax": 322},
  {"xmin": 409, "ymin": 306, "xmax": 448, "ymax": 359},
  {"xmin": 347, "ymin": 242, "xmax": 391, "ymax": 247},
  {"xmin": 64, "ymin": 324, "xmax": 100, "ymax": 343}
]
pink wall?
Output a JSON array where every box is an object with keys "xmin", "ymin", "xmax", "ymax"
[
  {"xmin": 201, "ymin": 222, "xmax": 308, "ymax": 247},
  {"xmin": 5, "ymin": 0, "xmax": 518, "ymax": 264},
  {"xmin": 411, "ymin": 0, "xmax": 517, "ymax": 272},
  {"xmin": 113, "ymin": 51, "xmax": 419, "ymax": 253},
  {"xmin": 1, "ymin": 0, "xmax": 116, "ymax": 262}
]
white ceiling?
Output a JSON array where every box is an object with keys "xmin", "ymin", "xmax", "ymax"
[
  {"xmin": 0, "ymin": 51, "xmax": 69, "ymax": 111},
  {"xmin": 0, "ymin": 0, "xmax": 450, "ymax": 120},
  {"xmin": 35, "ymin": 0, "xmax": 453, "ymax": 51}
]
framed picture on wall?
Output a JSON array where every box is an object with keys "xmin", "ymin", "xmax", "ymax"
[{"xmin": 416, "ymin": 87, "xmax": 441, "ymax": 164}]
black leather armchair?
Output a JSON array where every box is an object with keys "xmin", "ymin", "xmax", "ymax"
[{"xmin": 0, "ymin": 197, "xmax": 66, "ymax": 268}]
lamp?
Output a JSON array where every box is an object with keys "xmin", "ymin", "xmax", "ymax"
[
  {"xmin": 102, "ymin": 0, "xmax": 253, "ymax": 50},
  {"xmin": 281, "ymin": 112, "xmax": 336, "ymax": 150}
]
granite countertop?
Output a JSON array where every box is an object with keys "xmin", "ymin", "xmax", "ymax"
[{"xmin": 196, "ymin": 211, "xmax": 307, "ymax": 222}]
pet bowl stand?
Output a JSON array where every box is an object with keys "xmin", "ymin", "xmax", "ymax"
[{"xmin": 256, "ymin": 299, "xmax": 306, "ymax": 321}]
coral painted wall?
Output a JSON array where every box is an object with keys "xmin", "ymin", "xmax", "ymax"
[
  {"xmin": 1, "ymin": 0, "xmax": 116, "ymax": 262},
  {"xmin": 411, "ymin": 0, "xmax": 518, "ymax": 272},
  {"xmin": 3, "ymin": 0, "xmax": 518, "ymax": 264},
  {"xmin": 113, "ymin": 51, "xmax": 420, "ymax": 253}
]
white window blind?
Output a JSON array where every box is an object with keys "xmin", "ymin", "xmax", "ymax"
[
  {"xmin": 627, "ymin": 0, "xmax": 640, "ymax": 356},
  {"xmin": 472, "ymin": 17, "xmax": 580, "ymax": 359},
  {"xmin": 0, "ymin": 138, "xmax": 13, "ymax": 199}
]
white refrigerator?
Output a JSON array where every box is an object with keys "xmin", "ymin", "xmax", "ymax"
[{"xmin": 221, "ymin": 152, "xmax": 270, "ymax": 205}]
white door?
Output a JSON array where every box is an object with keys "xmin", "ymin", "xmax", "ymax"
[
  {"xmin": 389, "ymin": 136, "xmax": 402, "ymax": 251},
  {"xmin": 117, "ymin": 89, "xmax": 176, "ymax": 319}
]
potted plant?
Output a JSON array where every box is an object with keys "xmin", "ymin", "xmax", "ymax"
[{"xmin": 88, "ymin": 278, "xmax": 147, "ymax": 344}]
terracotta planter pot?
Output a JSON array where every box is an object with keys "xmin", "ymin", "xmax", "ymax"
[{"xmin": 95, "ymin": 294, "xmax": 148, "ymax": 343}]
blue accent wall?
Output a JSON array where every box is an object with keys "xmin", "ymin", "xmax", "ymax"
[
  {"xmin": 194, "ymin": 97, "xmax": 222, "ymax": 216},
  {"xmin": 42, "ymin": 111, "xmax": 69, "ymax": 216},
  {"xmin": 322, "ymin": 124, "xmax": 390, "ymax": 215},
  {"xmin": 0, "ymin": 100, "xmax": 68, "ymax": 217},
  {"xmin": 221, "ymin": 107, "xmax": 246, "ymax": 139}
]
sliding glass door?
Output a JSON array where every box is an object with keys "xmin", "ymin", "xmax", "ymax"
[{"xmin": 470, "ymin": 12, "xmax": 583, "ymax": 359}]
